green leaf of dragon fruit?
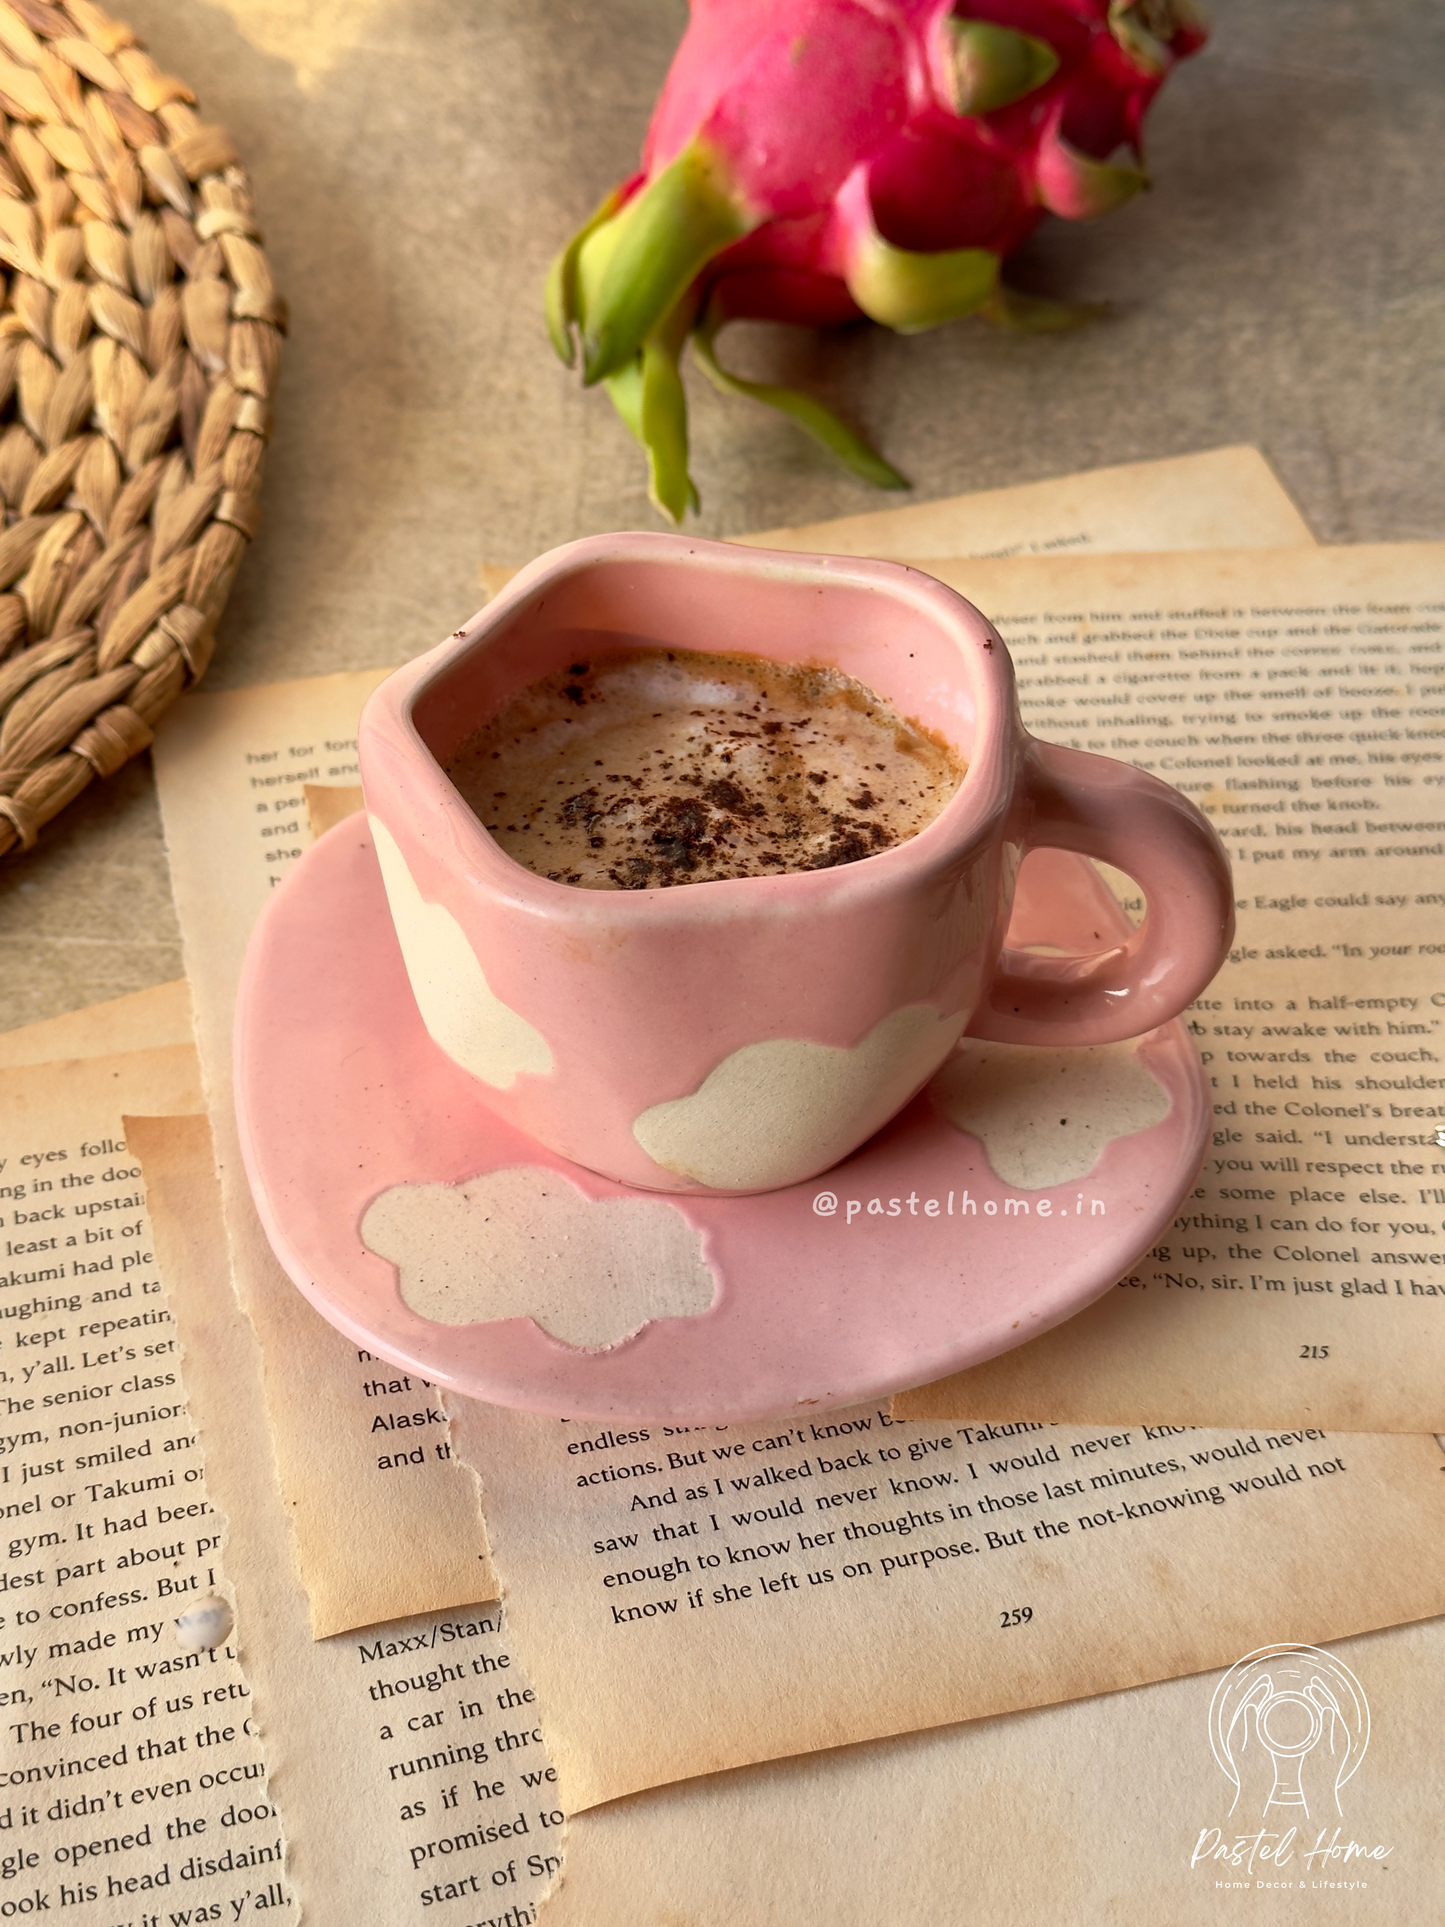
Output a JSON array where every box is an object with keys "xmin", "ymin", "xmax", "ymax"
[{"xmin": 548, "ymin": 0, "xmax": 1207, "ymax": 521}]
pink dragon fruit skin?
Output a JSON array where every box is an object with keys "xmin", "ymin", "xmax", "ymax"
[
  {"xmin": 644, "ymin": 0, "xmax": 914, "ymax": 222},
  {"xmin": 548, "ymin": 0, "xmax": 1206, "ymax": 519}
]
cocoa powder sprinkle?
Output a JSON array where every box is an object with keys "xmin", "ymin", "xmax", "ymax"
[{"xmin": 445, "ymin": 647, "xmax": 964, "ymax": 890}]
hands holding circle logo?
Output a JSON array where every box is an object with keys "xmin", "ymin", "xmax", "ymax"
[{"xmin": 1210, "ymin": 1645, "xmax": 1370, "ymax": 1821}]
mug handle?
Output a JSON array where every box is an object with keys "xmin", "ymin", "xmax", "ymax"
[{"xmin": 966, "ymin": 738, "xmax": 1235, "ymax": 1047}]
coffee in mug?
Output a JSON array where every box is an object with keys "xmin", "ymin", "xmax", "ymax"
[
  {"xmin": 444, "ymin": 648, "xmax": 964, "ymax": 889},
  {"xmin": 359, "ymin": 532, "xmax": 1234, "ymax": 1194}
]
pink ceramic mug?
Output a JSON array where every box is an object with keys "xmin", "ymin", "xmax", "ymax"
[{"xmin": 358, "ymin": 532, "xmax": 1233, "ymax": 1195}]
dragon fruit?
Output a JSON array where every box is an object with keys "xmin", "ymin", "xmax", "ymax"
[{"xmin": 548, "ymin": 0, "xmax": 1205, "ymax": 519}]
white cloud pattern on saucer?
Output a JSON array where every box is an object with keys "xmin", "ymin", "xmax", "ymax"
[
  {"xmin": 633, "ymin": 1005, "xmax": 966, "ymax": 1192},
  {"xmin": 360, "ymin": 1166, "xmax": 717, "ymax": 1350},
  {"xmin": 370, "ymin": 814, "xmax": 552, "ymax": 1089},
  {"xmin": 930, "ymin": 1038, "xmax": 1171, "ymax": 1188}
]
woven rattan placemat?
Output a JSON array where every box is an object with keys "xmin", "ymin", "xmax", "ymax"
[{"xmin": 0, "ymin": 0, "xmax": 280, "ymax": 860}]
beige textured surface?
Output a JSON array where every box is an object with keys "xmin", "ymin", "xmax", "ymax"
[
  {"xmin": 543, "ymin": 1617, "xmax": 1445, "ymax": 1925},
  {"xmin": 8, "ymin": 0, "xmax": 1436, "ymax": 1023}
]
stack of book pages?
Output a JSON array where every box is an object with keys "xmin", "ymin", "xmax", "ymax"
[{"xmin": 5, "ymin": 448, "xmax": 1442, "ymax": 1923}]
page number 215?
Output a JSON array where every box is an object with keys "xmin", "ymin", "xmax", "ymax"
[{"xmin": 1000, "ymin": 1606, "xmax": 1033, "ymax": 1628}]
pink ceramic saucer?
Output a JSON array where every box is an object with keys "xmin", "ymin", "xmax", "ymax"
[{"xmin": 234, "ymin": 824, "xmax": 1210, "ymax": 1424}]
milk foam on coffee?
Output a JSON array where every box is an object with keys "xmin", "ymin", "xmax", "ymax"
[{"xmin": 445, "ymin": 648, "xmax": 964, "ymax": 889}]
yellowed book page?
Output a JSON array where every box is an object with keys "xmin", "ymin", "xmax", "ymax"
[
  {"xmin": 479, "ymin": 447, "xmax": 1314, "ymax": 597},
  {"xmin": 131, "ymin": 1113, "xmax": 558, "ymax": 1927},
  {"xmin": 448, "ymin": 1393, "xmax": 1445, "ymax": 1811},
  {"xmin": 0, "ymin": 980, "xmax": 193, "ymax": 1069},
  {"xmin": 304, "ymin": 782, "xmax": 365, "ymax": 839},
  {"xmin": 738, "ymin": 446, "xmax": 1315, "ymax": 559},
  {"xmin": 0, "ymin": 1048, "xmax": 297, "ymax": 1925},
  {"xmin": 892, "ymin": 542, "xmax": 1445, "ymax": 1429},
  {"xmin": 150, "ymin": 672, "xmax": 497, "ymax": 1637},
  {"xmin": 545, "ymin": 1616, "xmax": 1444, "ymax": 1926}
]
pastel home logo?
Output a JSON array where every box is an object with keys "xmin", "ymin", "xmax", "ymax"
[{"xmin": 1209, "ymin": 1644, "xmax": 1369, "ymax": 1822}]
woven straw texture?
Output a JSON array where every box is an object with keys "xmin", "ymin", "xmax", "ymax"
[{"xmin": 0, "ymin": 0, "xmax": 280, "ymax": 860}]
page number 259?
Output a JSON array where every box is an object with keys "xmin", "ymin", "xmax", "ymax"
[{"xmin": 999, "ymin": 1606, "xmax": 1033, "ymax": 1628}]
